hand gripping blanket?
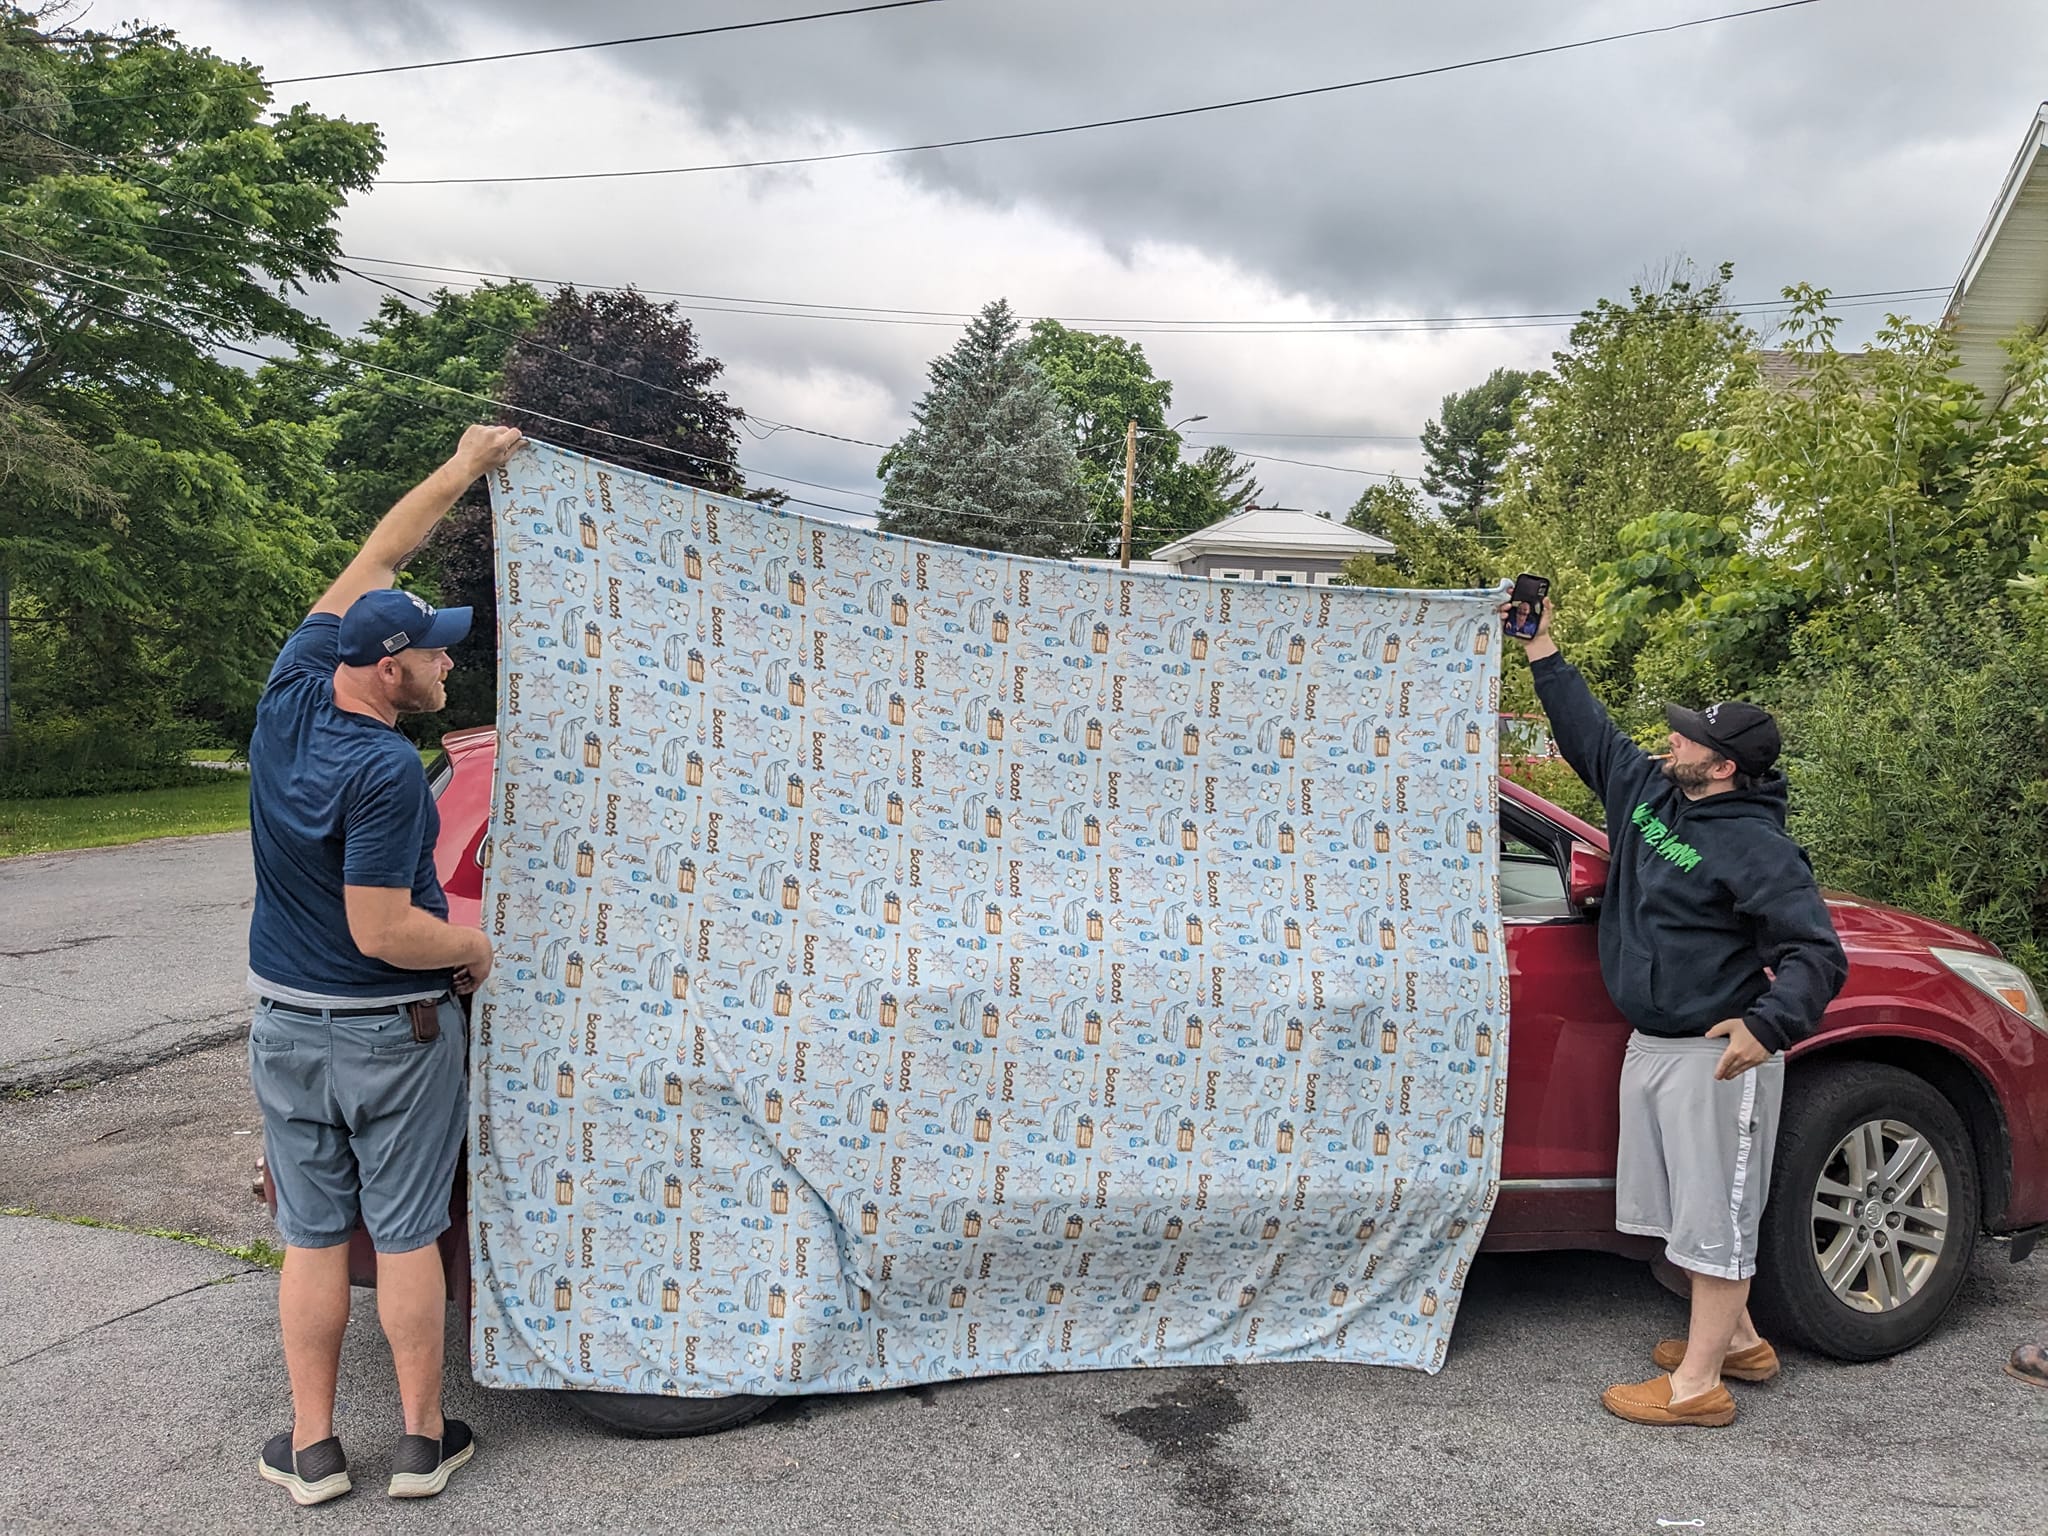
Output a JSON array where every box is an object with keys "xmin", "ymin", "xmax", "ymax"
[{"xmin": 471, "ymin": 442, "xmax": 1509, "ymax": 1397}]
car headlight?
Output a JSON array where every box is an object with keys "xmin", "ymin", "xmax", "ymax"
[{"xmin": 1932, "ymin": 947, "xmax": 2048, "ymax": 1034}]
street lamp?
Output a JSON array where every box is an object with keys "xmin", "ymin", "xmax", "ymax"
[{"xmin": 1121, "ymin": 415, "xmax": 1209, "ymax": 568}]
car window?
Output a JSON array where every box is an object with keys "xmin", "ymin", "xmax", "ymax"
[{"xmin": 1501, "ymin": 826, "xmax": 1574, "ymax": 918}]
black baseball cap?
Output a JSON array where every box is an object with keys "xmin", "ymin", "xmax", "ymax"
[
  {"xmin": 1664, "ymin": 699, "xmax": 1781, "ymax": 777},
  {"xmin": 338, "ymin": 588, "xmax": 472, "ymax": 666}
]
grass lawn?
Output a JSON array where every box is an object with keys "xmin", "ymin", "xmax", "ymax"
[{"xmin": 0, "ymin": 775, "xmax": 251, "ymax": 859}]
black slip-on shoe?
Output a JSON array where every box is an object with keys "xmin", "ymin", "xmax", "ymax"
[
  {"xmin": 257, "ymin": 1431, "xmax": 351, "ymax": 1506},
  {"xmin": 387, "ymin": 1418, "xmax": 474, "ymax": 1499}
]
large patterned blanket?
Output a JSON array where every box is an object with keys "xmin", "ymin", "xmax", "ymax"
[{"xmin": 470, "ymin": 442, "xmax": 1508, "ymax": 1397}]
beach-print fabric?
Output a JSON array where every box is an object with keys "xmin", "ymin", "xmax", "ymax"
[{"xmin": 471, "ymin": 441, "xmax": 1508, "ymax": 1397}]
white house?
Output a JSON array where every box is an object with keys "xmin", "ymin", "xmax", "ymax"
[
  {"xmin": 1079, "ymin": 505, "xmax": 1396, "ymax": 586},
  {"xmin": 1944, "ymin": 101, "xmax": 2048, "ymax": 406}
]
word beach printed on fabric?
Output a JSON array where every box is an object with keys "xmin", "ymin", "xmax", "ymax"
[{"xmin": 471, "ymin": 441, "xmax": 1508, "ymax": 1397}]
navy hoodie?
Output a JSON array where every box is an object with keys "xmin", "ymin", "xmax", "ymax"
[{"xmin": 1531, "ymin": 653, "xmax": 1847, "ymax": 1052}]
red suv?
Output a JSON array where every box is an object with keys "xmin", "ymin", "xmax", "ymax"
[{"xmin": 297, "ymin": 726, "xmax": 2048, "ymax": 1435}]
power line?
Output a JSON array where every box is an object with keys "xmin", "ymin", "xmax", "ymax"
[{"xmin": 374, "ymin": 1, "xmax": 1825, "ymax": 186}]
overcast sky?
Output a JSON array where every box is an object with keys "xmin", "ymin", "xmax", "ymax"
[{"xmin": 135, "ymin": 0, "xmax": 2048, "ymax": 520}]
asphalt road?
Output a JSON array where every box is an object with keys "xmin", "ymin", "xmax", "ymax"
[{"xmin": 0, "ymin": 833, "xmax": 253, "ymax": 1091}]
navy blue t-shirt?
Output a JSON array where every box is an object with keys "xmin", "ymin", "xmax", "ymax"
[{"xmin": 246, "ymin": 614, "xmax": 452, "ymax": 1000}]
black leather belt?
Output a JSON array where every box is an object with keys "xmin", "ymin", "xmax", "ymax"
[{"xmin": 260, "ymin": 996, "xmax": 443, "ymax": 1019}]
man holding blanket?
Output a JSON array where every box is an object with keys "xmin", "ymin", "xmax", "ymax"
[{"xmin": 1512, "ymin": 595, "xmax": 1847, "ymax": 1428}]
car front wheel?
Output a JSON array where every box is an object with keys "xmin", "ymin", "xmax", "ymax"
[
  {"xmin": 562, "ymin": 1390, "xmax": 773, "ymax": 1438},
  {"xmin": 1754, "ymin": 1061, "xmax": 1979, "ymax": 1360}
]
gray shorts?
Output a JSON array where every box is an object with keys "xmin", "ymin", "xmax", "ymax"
[
  {"xmin": 249, "ymin": 995, "xmax": 466, "ymax": 1253},
  {"xmin": 1616, "ymin": 1031, "xmax": 1785, "ymax": 1281}
]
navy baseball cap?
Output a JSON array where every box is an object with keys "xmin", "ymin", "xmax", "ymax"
[{"xmin": 337, "ymin": 588, "xmax": 472, "ymax": 666}]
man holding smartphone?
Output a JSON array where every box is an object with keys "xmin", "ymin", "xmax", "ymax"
[
  {"xmin": 246, "ymin": 424, "xmax": 522, "ymax": 1503},
  {"xmin": 1509, "ymin": 590, "xmax": 1847, "ymax": 1428}
]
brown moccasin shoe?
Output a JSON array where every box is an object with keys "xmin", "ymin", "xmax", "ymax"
[
  {"xmin": 1652, "ymin": 1337, "xmax": 1780, "ymax": 1382},
  {"xmin": 1601, "ymin": 1374, "xmax": 1737, "ymax": 1427},
  {"xmin": 2004, "ymin": 1343, "xmax": 2048, "ymax": 1390}
]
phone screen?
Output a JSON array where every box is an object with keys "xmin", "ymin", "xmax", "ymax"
[{"xmin": 1504, "ymin": 574, "xmax": 1549, "ymax": 640}]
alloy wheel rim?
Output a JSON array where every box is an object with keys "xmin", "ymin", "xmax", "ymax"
[{"xmin": 1810, "ymin": 1117, "xmax": 1950, "ymax": 1314}]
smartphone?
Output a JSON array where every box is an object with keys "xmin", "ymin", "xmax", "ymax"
[{"xmin": 1503, "ymin": 573, "xmax": 1549, "ymax": 640}]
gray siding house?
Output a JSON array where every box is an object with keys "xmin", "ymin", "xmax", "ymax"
[{"xmin": 1079, "ymin": 506, "xmax": 1396, "ymax": 585}]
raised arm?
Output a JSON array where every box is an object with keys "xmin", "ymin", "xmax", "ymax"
[
  {"xmin": 1510, "ymin": 598, "xmax": 1652, "ymax": 806},
  {"xmin": 312, "ymin": 424, "xmax": 525, "ymax": 619}
]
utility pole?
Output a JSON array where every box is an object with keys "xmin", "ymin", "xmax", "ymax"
[{"xmin": 1119, "ymin": 417, "xmax": 1137, "ymax": 569}]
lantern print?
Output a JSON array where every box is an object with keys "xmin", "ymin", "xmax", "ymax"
[
  {"xmin": 861, "ymin": 1201, "xmax": 879, "ymax": 1235},
  {"xmin": 1064, "ymin": 1215, "xmax": 1084, "ymax": 1240},
  {"xmin": 1279, "ymin": 727, "xmax": 1297, "ymax": 759},
  {"xmin": 984, "ymin": 904, "xmax": 1003, "ymax": 936},
  {"xmin": 949, "ymin": 1285, "xmax": 967, "ymax": 1310},
  {"xmin": 1378, "ymin": 919, "xmax": 1397, "ymax": 951},
  {"xmin": 985, "ymin": 807, "xmax": 1002, "ymax": 838},
  {"xmin": 782, "ymin": 875, "xmax": 801, "ymax": 910},
  {"xmin": 1165, "ymin": 1216, "xmax": 1184, "ymax": 1241},
  {"xmin": 663, "ymin": 1174, "xmax": 682, "ymax": 1209},
  {"xmin": 883, "ymin": 892, "xmax": 902, "ymax": 924},
  {"xmin": 583, "ymin": 733, "xmax": 602, "ymax": 768},
  {"xmin": 1143, "ymin": 1281, "xmax": 1162, "ymax": 1303},
  {"xmin": 1086, "ymin": 717, "xmax": 1103, "ymax": 750},
  {"xmin": 1185, "ymin": 915, "xmax": 1204, "ymax": 945},
  {"xmin": 1449, "ymin": 1218, "xmax": 1467, "ymax": 1240},
  {"xmin": 1374, "ymin": 726, "xmax": 1391, "ymax": 757},
  {"xmin": 1283, "ymin": 917, "xmax": 1302, "ymax": 950},
  {"xmin": 554, "ymin": 1171, "xmax": 575, "ymax": 1205},
  {"xmin": 773, "ymin": 982, "xmax": 792, "ymax": 1018},
  {"xmin": 1473, "ymin": 622, "xmax": 1490, "ymax": 654},
  {"xmin": 1177, "ymin": 1118, "xmax": 1196, "ymax": 1152},
  {"xmin": 982, "ymin": 1003, "xmax": 1000, "ymax": 1038},
  {"xmin": 1466, "ymin": 722, "xmax": 1482, "ymax": 755},
  {"xmin": 1191, "ymin": 629, "xmax": 1209, "ymax": 659},
  {"xmin": 879, "ymin": 993, "xmax": 899, "ymax": 1028},
  {"xmin": 888, "ymin": 693, "xmax": 906, "ymax": 726},
  {"xmin": 555, "ymin": 1062, "xmax": 576, "ymax": 1098},
  {"xmin": 1381, "ymin": 1021, "xmax": 1399, "ymax": 1054},
  {"xmin": 663, "ymin": 1072, "xmax": 684, "ymax": 1106},
  {"xmin": 554, "ymin": 1278, "xmax": 573, "ymax": 1311},
  {"xmin": 771, "ymin": 1179, "xmax": 790, "ymax": 1215},
  {"xmin": 1421, "ymin": 1288, "xmax": 1440, "ymax": 1317},
  {"xmin": 891, "ymin": 594, "xmax": 909, "ymax": 625},
  {"xmin": 478, "ymin": 836, "xmax": 493, "ymax": 869},
  {"xmin": 1277, "ymin": 1119, "xmax": 1295, "ymax": 1152},
  {"xmin": 1288, "ymin": 634, "xmax": 1306, "ymax": 665},
  {"xmin": 565, "ymin": 952, "xmax": 585, "ymax": 987},
  {"xmin": 671, "ymin": 965, "xmax": 689, "ymax": 1000},
  {"xmin": 768, "ymin": 1285, "xmax": 787, "ymax": 1319},
  {"xmin": 992, "ymin": 611, "xmax": 1010, "ymax": 643},
  {"xmin": 677, "ymin": 857, "xmax": 697, "ymax": 892},
  {"xmin": 1374, "ymin": 1122, "xmax": 1391, "ymax": 1156},
  {"xmin": 1279, "ymin": 823, "xmax": 1296, "ymax": 854},
  {"xmin": 583, "ymin": 621, "xmax": 602, "ymax": 659},
  {"xmin": 1083, "ymin": 815, "xmax": 1101, "ymax": 848},
  {"xmin": 575, "ymin": 841, "xmax": 595, "ymax": 877},
  {"xmin": 1181, "ymin": 820, "xmax": 1198, "ymax": 851},
  {"xmin": 1476, "ymin": 1022, "xmax": 1493, "ymax": 1058},
  {"xmin": 786, "ymin": 774, "xmax": 805, "ymax": 808},
  {"xmin": 1185, "ymin": 1016, "xmax": 1203, "ymax": 1049},
  {"xmin": 684, "ymin": 545, "xmax": 702, "ymax": 579},
  {"xmin": 1356, "ymin": 1217, "xmax": 1377, "ymax": 1241},
  {"xmin": 1086, "ymin": 911, "xmax": 1104, "ymax": 942},
  {"xmin": 789, "ymin": 672, "xmax": 805, "ymax": 707},
  {"xmin": 1467, "ymin": 820, "xmax": 1483, "ymax": 853},
  {"xmin": 1330, "ymin": 1282, "xmax": 1350, "ymax": 1306},
  {"xmin": 1076, "ymin": 1115, "xmax": 1094, "ymax": 1149},
  {"xmin": 886, "ymin": 792, "xmax": 905, "ymax": 826},
  {"xmin": 964, "ymin": 1211, "xmax": 983, "ymax": 1238},
  {"xmin": 765, "ymin": 1088, "xmax": 784, "ymax": 1123},
  {"xmin": 1091, "ymin": 622, "xmax": 1109, "ymax": 655},
  {"xmin": 859, "ymin": 1288, "xmax": 872, "ymax": 1311},
  {"xmin": 579, "ymin": 511, "xmax": 598, "ymax": 550},
  {"xmin": 1471, "ymin": 920, "xmax": 1492, "ymax": 953},
  {"xmin": 1262, "ymin": 1216, "xmax": 1281, "ymax": 1241},
  {"xmin": 973, "ymin": 1109, "xmax": 992, "ymax": 1143},
  {"xmin": 1084, "ymin": 1009, "xmax": 1102, "ymax": 1044},
  {"xmin": 1285, "ymin": 1018, "xmax": 1304, "ymax": 1051},
  {"xmin": 987, "ymin": 707, "xmax": 1005, "ymax": 742},
  {"xmin": 1383, "ymin": 633, "xmax": 1401, "ymax": 663},
  {"xmin": 687, "ymin": 648, "xmax": 705, "ymax": 682},
  {"xmin": 662, "ymin": 1278, "xmax": 680, "ymax": 1313},
  {"xmin": 685, "ymin": 753, "xmax": 703, "ymax": 787},
  {"xmin": 1468, "ymin": 1126, "xmax": 1485, "ymax": 1158},
  {"xmin": 788, "ymin": 572, "xmax": 806, "ymax": 605},
  {"xmin": 1183, "ymin": 724, "xmax": 1200, "ymax": 755},
  {"xmin": 1048, "ymin": 1282, "xmax": 1066, "ymax": 1305},
  {"xmin": 1374, "ymin": 820, "xmax": 1391, "ymax": 853},
  {"xmin": 870, "ymin": 1100, "xmax": 889, "ymax": 1134},
  {"xmin": 1239, "ymin": 1286, "xmax": 1258, "ymax": 1308}
]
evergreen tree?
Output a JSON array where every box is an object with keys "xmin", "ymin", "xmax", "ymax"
[
  {"xmin": 1419, "ymin": 366, "xmax": 1530, "ymax": 534},
  {"xmin": 879, "ymin": 300, "xmax": 1083, "ymax": 558}
]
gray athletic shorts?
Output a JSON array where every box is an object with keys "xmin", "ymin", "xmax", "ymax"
[
  {"xmin": 1616, "ymin": 1031, "xmax": 1785, "ymax": 1281},
  {"xmin": 249, "ymin": 994, "xmax": 466, "ymax": 1253}
]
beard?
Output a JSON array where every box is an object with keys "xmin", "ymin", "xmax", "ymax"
[
  {"xmin": 392, "ymin": 670, "xmax": 446, "ymax": 715},
  {"xmin": 1660, "ymin": 756, "xmax": 1721, "ymax": 791}
]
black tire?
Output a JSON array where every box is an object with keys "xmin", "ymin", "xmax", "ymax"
[
  {"xmin": 562, "ymin": 1390, "xmax": 773, "ymax": 1438},
  {"xmin": 1753, "ymin": 1061, "xmax": 1979, "ymax": 1361}
]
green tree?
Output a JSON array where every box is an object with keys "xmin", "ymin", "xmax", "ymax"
[
  {"xmin": 880, "ymin": 299, "xmax": 1083, "ymax": 558},
  {"xmin": 1183, "ymin": 443, "xmax": 1261, "ymax": 522},
  {"xmin": 1339, "ymin": 481, "xmax": 1494, "ymax": 589},
  {"xmin": 1419, "ymin": 366, "xmax": 1529, "ymax": 533},
  {"xmin": 0, "ymin": 7, "xmax": 380, "ymax": 766}
]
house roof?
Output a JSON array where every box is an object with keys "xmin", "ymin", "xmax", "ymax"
[
  {"xmin": 1944, "ymin": 102, "xmax": 2048, "ymax": 404},
  {"xmin": 1147, "ymin": 506, "xmax": 1397, "ymax": 565}
]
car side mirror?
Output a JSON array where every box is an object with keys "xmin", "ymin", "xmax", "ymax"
[{"xmin": 1567, "ymin": 844, "xmax": 1609, "ymax": 909}]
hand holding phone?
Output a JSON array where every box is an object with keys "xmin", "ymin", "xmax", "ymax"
[{"xmin": 1502, "ymin": 573, "xmax": 1550, "ymax": 640}]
